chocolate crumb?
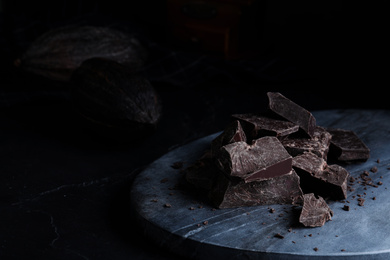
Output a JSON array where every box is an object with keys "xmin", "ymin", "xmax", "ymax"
[
  {"xmin": 288, "ymin": 228, "xmax": 292, "ymax": 232},
  {"xmin": 357, "ymin": 198, "xmax": 365, "ymax": 206},
  {"xmin": 160, "ymin": 178, "xmax": 169, "ymax": 183},
  {"xmin": 377, "ymin": 159, "xmax": 380, "ymax": 163},
  {"xmin": 274, "ymin": 233, "xmax": 284, "ymax": 239},
  {"xmin": 164, "ymin": 203, "xmax": 172, "ymax": 208},
  {"xmin": 371, "ymin": 166, "xmax": 378, "ymax": 173},
  {"xmin": 341, "ymin": 249, "xmax": 346, "ymax": 252},
  {"xmin": 373, "ymin": 197, "xmax": 376, "ymax": 200},
  {"xmin": 171, "ymin": 161, "xmax": 184, "ymax": 169},
  {"xmin": 292, "ymin": 241, "xmax": 296, "ymax": 244},
  {"xmin": 309, "ymin": 234, "xmax": 312, "ymax": 237},
  {"xmin": 342, "ymin": 205, "xmax": 350, "ymax": 211},
  {"xmin": 151, "ymin": 199, "xmax": 158, "ymax": 202},
  {"xmin": 269, "ymin": 208, "xmax": 276, "ymax": 213},
  {"xmin": 203, "ymin": 221, "xmax": 208, "ymax": 225},
  {"xmin": 378, "ymin": 181, "xmax": 383, "ymax": 185},
  {"xmin": 313, "ymin": 247, "xmax": 319, "ymax": 251},
  {"xmin": 189, "ymin": 207, "xmax": 195, "ymax": 210}
]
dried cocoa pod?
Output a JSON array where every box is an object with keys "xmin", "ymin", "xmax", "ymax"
[
  {"xmin": 71, "ymin": 57, "xmax": 161, "ymax": 141},
  {"xmin": 14, "ymin": 25, "xmax": 147, "ymax": 81}
]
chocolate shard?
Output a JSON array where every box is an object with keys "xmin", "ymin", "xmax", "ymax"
[
  {"xmin": 292, "ymin": 152, "xmax": 349, "ymax": 200},
  {"xmin": 185, "ymin": 156, "xmax": 220, "ymax": 191},
  {"xmin": 211, "ymin": 120, "xmax": 246, "ymax": 157},
  {"xmin": 231, "ymin": 113, "xmax": 299, "ymax": 140},
  {"xmin": 267, "ymin": 92, "xmax": 316, "ymax": 137},
  {"xmin": 281, "ymin": 126, "xmax": 332, "ymax": 160},
  {"xmin": 326, "ymin": 128, "xmax": 370, "ymax": 162},
  {"xmin": 299, "ymin": 193, "xmax": 333, "ymax": 227},
  {"xmin": 216, "ymin": 137, "xmax": 292, "ymax": 182},
  {"xmin": 209, "ymin": 169, "xmax": 303, "ymax": 209}
]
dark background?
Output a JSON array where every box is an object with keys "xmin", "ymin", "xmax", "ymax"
[{"xmin": 0, "ymin": 1, "xmax": 389, "ymax": 259}]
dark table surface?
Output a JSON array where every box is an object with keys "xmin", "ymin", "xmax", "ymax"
[{"xmin": 1, "ymin": 5, "xmax": 389, "ymax": 259}]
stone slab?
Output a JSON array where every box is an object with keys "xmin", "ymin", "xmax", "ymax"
[{"xmin": 130, "ymin": 109, "xmax": 390, "ymax": 259}]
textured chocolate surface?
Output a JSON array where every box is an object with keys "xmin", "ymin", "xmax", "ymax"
[
  {"xmin": 292, "ymin": 152, "xmax": 349, "ymax": 200},
  {"xmin": 231, "ymin": 113, "xmax": 299, "ymax": 139},
  {"xmin": 281, "ymin": 126, "xmax": 332, "ymax": 160},
  {"xmin": 268, "ymin": 92, "xmax": 316, "ymax": 137},
  {"xmin": 216, "ymin": 137, "xmax": 292, "ymax": 182},
  {"xmin": 327, "ymin": 128, "xmax": 370, "ymax": 161},
  {"xmin": 211, "ymin": 120, "xmax": 246, "ymax": 156},
  {"xmin": 299, "ymin": 193, "xmax": 333, "ymax": 227},
  {"xmin": 209, "ymin": 169, "xmax": 303, "ymax": 209}
]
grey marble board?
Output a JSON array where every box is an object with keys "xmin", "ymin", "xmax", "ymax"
[{"xmin": 130, "ymin": 109, "xmax": 390, "ymax": 260}]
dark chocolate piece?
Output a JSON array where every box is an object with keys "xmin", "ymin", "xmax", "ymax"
[
  {"xmin": 281, "ymin": 126, "xmax": 332, "ymax": 160},
  {"xmin": 185, "ymin": 157, "xmax": 219, "ymax": 191},
  {"xmin": 216, "ymin": 137, "xmax": 292, "ymax": 182},
  {"xmin": 299, "ymin": 193, "xmax": 333, "ymax": 227},
  {"xmin": 231, "ymin": 113, "xmax": 299, "ymax": 139},
  {"xmin": 209, "ymin": 169, "xmax": 303, "ymax": 209},
  {"xmin": 326, "ymin": 128, "xmax": 370, "ymax": 161},
  {"xmin": 267, "ymin": 92, "xmax": 316, "ymax": 137},
  {"xmin": 211, "ymin": 120, "xmax": 246, "ymax": 156},
  {"xmin": 292, "ymin": 152, "xmax": 349, "ymax": 200}
]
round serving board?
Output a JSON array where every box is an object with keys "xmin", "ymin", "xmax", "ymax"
[{"xmin": 130, "ymin": 109, "xmax": 390, "ymax": 260}]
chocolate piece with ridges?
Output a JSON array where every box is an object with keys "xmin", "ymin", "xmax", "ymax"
[
  {"xmin": 231, "ymin": 113, "xmax": 299, "ymax": 140},
  {"xmin": 267, "ymin": 92, "xmax": 316, "ymax": 137},
  {"xmin": 281, "ymin": 126, "xmax": 332, "ymax": 160},
  {"xmin": 326, "ymin": 128, "xmax": 370, "ymax": 161},
  {"xmin": 211, "ymin": 120, "xmax": 246, "ymax": 156},
  {"xmin": 292, "ymin": 152, "xmax": 349, "ymax": 200},
  {"xmin": 216, "ymin": 137, "xmax": 292, "ymax": 182},
  {"xmin": 299, "ymin": 193, "xmax": 333, "ymax": 227},
  {"xmin": 209, "ymin": 169, "xmax": 303, "ymax": 209}
]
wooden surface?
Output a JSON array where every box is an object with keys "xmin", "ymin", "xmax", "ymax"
[{"xmin": 130, "ymin": 109, "xmax": 390, "ymax": 259}]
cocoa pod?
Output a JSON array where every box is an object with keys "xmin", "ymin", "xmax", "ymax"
[
  {"xmin": 15, "ymin": 25, "xmax": 147, "ymax": 81},
  {"xmin": 71, "ymin": 57, "xmax": 161, "ymax": 141}
]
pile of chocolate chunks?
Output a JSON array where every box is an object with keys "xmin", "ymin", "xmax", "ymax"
[{"xmin": 185, "ymin": 92, "xmax": 370, "ymax": 227}]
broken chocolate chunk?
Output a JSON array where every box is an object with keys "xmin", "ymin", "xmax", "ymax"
[
  {"xmin": 211, "ymin": 120, "xmax": 246, "ymax": 156},
  {"xmin": 267, "ymin": 92, "xmax": 316, "ymax": 137},
  {"xmin": 292, "ymin": 152, "xmax": 349, "ymax": 200},
  {"xmin": 215, "ymin": 136, "xmax": 292, "ymax": 182},
  {"xmin": 281, "ymin": 126, "xmax": 332, "ymax": 160},
  {"xmin": 299, "ymin": 193, "xmax": 333, "ymax": 227},
  {"xmin": 209, "ymin": 169, "xmax": 303, "ymax": 209},
  {"xmin": 326, "ymin": 128, "xmax": 370, "ymax": 161},
  {"xmin": 231, "ymin": 113, "xmax": 299, "ymax": 140}
]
